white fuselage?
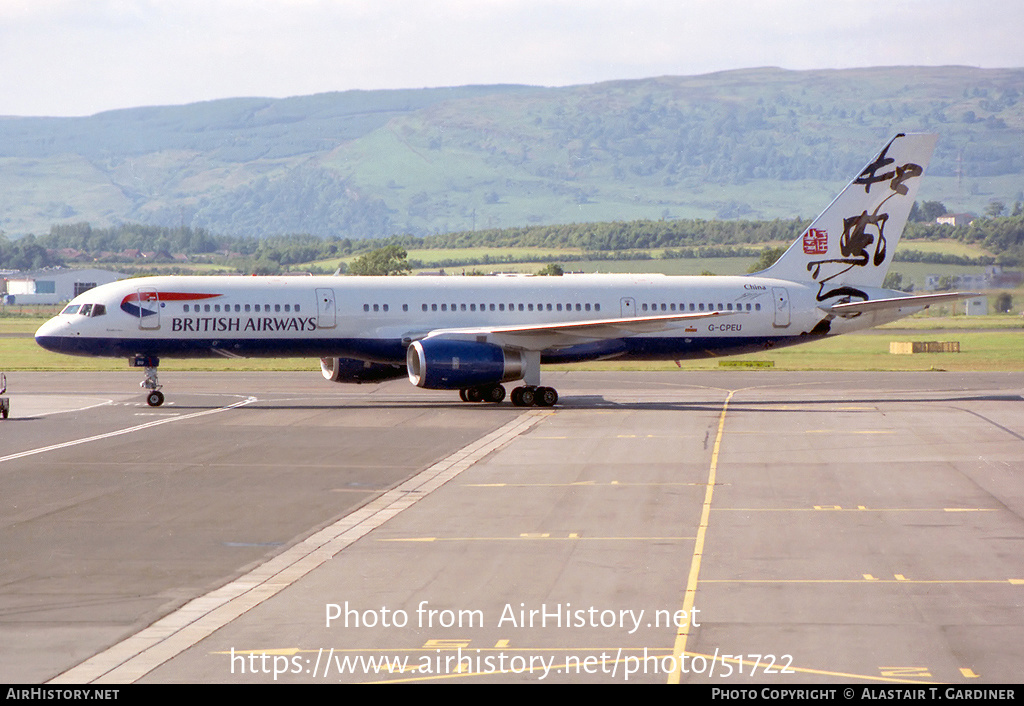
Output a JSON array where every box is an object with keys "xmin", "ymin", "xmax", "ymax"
[{"xmin": 35, "ymin": 273, "xmax": 911, "ymax": 365}]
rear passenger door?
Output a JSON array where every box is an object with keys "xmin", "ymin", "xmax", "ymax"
[{"xmin": 772, "ymin": 287, "xmax": 790, "ymax": 328}]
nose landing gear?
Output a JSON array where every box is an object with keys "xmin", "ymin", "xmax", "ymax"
[{"xmin": 132, "ymin": 356, "xmax": 164, "ymax": 407}]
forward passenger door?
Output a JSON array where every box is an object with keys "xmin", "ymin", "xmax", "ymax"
[
  {"xmin": 137, "ymin": 288, "xmax": 160, "ymax": 330},
  {"xmin": 316, "ymin": 288, "xmax": 337, "ymax": 329}
]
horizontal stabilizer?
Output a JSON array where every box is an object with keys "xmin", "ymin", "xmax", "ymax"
[{"xmin": 819, "ymin": 292, "xmax": 980, "ymax": 316}]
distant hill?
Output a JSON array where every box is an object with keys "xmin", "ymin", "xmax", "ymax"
[{"xmin": 1, "ymin": 67, "xmax": 1022, "ymax": 238}]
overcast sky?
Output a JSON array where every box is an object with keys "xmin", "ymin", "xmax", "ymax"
[{"xmin": 1, "ymin": 0, "xmax": 1022, "ymax": 117}]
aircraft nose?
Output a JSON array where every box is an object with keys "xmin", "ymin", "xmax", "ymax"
[{"xmin": 35, "ymin": 316, "xmax": 70, "ymax": 353}]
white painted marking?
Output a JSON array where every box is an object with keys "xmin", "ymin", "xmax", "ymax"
[
  {"xmin": 0, "ymin": 397, "xmax": 257, "ymax": 466},
  {"xmin": 3, "ymin": 395, "xmax": 114, "ymax": 418}
]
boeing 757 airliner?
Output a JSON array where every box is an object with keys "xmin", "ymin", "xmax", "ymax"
[{"xmin": 35, "ymin": 133, "xmax": 973, "ymax": 407}]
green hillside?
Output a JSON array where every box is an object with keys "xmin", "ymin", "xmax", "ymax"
[{"xmin": 1, "ymin": 67, "xmax": 1022, "ymax": 238}]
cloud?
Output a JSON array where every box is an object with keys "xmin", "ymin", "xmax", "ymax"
[{"xmin": 0, "ymin": 0, "xmax": 1020, "ymax": 116}]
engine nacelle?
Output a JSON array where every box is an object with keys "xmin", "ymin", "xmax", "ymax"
[
  {"xmin": 320, "ymin": 357, "xmax": 407, "ymax": 384},
  {"xmin": 406, "ymin": 339, "xmax": 525, "ymax": 390}
]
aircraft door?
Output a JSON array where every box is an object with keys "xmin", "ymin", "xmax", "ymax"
[
  {"xmin": 620, "ymin": 297, "xmax": 636, "ymax": 317},
  {"xmin": 316, "ymin": 288, "xmax": 337, "ymax": 329},
  {"xmin": 772, "ymin": 287, "xmax": 791, "ymax": 328},
  {"xmin": 136, "ymin": 288, "xmax": 160, "ymax": 330}
]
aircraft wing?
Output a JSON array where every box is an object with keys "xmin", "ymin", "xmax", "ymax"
[
  {"xmin": 412, "ymin": 310, "xmax": 733, "ymax": 349},
  {"xmin": 819, "ymin": 292, "xmax": 980, "ymax": 316}
]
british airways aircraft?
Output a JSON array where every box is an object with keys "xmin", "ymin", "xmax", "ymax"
[{"xmin": 35, "ymin": 133, "xmax": 972, "ymax": 407}]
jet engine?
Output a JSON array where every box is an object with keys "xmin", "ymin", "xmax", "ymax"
[
  {"xmin": 406, "ymin": 339, "xmax": 525, "ymax": 390},
  {"xmin": 320, "ymin": 357, "xmax": 407, "ymax": 384}
]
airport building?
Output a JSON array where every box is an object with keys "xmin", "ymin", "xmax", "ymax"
[{"xmin": 2, "ymin": 268, "xmax": 125, "ymax": 305}]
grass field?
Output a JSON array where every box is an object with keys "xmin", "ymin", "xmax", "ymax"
[
  {"xmin": 4, "ymin": 314, "xmax": 1021, "ymax": 374},
  {"xmin": 299, "ymin": 237, "xmax": 1000, "ymax": 289}
]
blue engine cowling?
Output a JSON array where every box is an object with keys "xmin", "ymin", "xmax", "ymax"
[
  {"xmin": 406, "ymin": 339, "xmax": 525, "ymax": 390},
  {"xmin": 320, "ymin": 357, "xmax": 407, "ymax": 384}
]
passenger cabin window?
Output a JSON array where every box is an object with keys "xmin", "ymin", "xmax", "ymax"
[{"xmin": 412, "ymin": 299, "xmax": 605, "ymax": 317}]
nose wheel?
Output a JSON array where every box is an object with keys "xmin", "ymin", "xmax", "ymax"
[{"xmin": 133, "ymin": 356, "xmax": 164, "ymax": 407}]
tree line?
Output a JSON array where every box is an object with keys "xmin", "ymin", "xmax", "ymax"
[{"xmin": 3, "ymin": 205, "xmax": 1023, "ymax": 272}]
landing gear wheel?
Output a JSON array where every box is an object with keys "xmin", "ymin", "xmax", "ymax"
[
  {"xmin": 510, "ymin": 385, "xmax": 557, "ymax": 407},
  {"xmin": 460, "ymin": 384, "xmax": 506, "ymax": 403},
  {"xmin": 146, "ymin": 390, "xmax": 165, "ymax": 407},
  {"xmin": 536, "ymin": 386, "xmax": 558, "ymax": 407},
  {"xmin": 483, "ymin": 384, "xmax": 506, "ymax": 403},
  {"xmin": 512, "ymin": 386, "xmax": 536, "ymax": 407}
]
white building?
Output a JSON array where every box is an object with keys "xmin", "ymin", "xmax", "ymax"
[
  {"xmin": 965, "ymin": 296, "xmax": 988, "ymax": 316},
  {"xmin": 2, "ymin": 268, "xmax": 126, "ymax": 305},
  {"xmin": 936, "ymin": 213, "xmax": 974, "ymax": 227}
]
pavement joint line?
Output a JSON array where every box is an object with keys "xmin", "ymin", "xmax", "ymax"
[{"xmin": 48, "ymin": 409, "xmax": 547, "ymax": 685}]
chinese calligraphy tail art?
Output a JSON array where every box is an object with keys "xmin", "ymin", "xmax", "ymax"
[{"xmin": 759, "ymin": 132, "xmax": 937, "ymax": 305}]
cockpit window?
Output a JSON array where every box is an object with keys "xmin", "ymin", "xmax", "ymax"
[{"xmin": 63, "ymin": 303, "xmax": 106, "ymax": 317}]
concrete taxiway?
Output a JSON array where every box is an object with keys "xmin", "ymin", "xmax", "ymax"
[{"xmin": 1, "ymin": 370, "xmax": 1022, "ymax": 684}]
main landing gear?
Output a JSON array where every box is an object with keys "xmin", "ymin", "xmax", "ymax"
[
  {"xmin": 456, "ymin": 352, "xmax": 558, "ymax": 407},
  {"xmin": 132, "ymin": 355, "xmax": 164, "ymax": 407},
  {"xmin": 511, "ymin": 385, "xmax": 558, "ymax": 407},
  {"xmin": 458, "ymin": 384, "xmax": 558, "ymax": 407},
  {"xmin": 459, "ymin": 383, "xmax": 506, "ymax": 403}
]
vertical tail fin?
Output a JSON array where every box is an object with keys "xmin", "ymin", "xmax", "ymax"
[{"xmin": 760, "ymin": 133, "xmax": 937, "ymax": 302}]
